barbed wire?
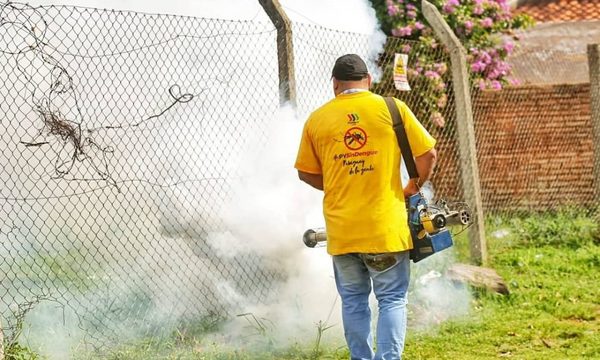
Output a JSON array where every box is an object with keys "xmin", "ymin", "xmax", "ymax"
[{"xmin": 1, "ymin": 2, "xmax": 276, "ymax": 59}]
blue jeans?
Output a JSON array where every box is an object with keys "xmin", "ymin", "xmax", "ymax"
[{"xmin": 333, "ymin": 251, "xmax": 410, "ymax": 360}]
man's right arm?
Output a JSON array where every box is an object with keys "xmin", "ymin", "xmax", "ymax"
[{"xmin": 298, "ymin": 170, "xmax": 324, "ymax": 191}]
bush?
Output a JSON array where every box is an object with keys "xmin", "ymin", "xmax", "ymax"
[{"xmin": 370, "ymin": 0, "xmax": 534, "ymax": 126}]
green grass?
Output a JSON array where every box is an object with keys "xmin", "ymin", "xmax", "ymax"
[
  {"xmin": 13, "ymin": 210, "xmax": 600, "ymax": 359},
  {"xmin": 403, "ymin": 210, "xmax": 600, "ymax": 359}
]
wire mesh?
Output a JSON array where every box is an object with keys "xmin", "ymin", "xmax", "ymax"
[
  {"xmin": 473, "ymin": 43, "xmax": 596, "ymax": 213},
  {"xmin": 372, "ymin": 37, "xmax": 463, "ymax": 202},
  {"xmin": 0, "ymin": 0, "xmax": 281, "ymax": 348},
  {"xmin": 292, "ymin": 22, "xmax": 383, "ymax": 117}
]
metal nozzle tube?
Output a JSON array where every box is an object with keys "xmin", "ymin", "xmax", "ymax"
[
  {"xmin": 445, "ymin": 209, "xmax": 471, "ymax": 226},
  {"xmin": 303, "ymin": 228, "xmax": 327, "ymax": 248}
]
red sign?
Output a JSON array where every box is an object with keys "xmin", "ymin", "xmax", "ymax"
[{"xmin": 344, "ymin": 127, "xmax": 367, "ymax": 150}]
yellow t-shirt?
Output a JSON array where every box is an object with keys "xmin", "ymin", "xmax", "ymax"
[{"xmin": 295, "ymin": 91, "xmax": 436, "ymax": 255}]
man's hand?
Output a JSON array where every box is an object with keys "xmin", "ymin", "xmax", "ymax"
[
  {"xmin": 403, "ymin": 148, "xmax": 437, "ymax": 197},
  {"xmin": 298, "ymin": 170, "xmax": 324, "ymax": 191},
  {"xmin": 403, "ymin": 179, "xmax": 420, "ymax": 198}
]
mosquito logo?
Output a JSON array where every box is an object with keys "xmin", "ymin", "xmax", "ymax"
[
  {"xmin": 344, "ymin": 127, "xmax": 367, "ymax": 150},
  {"xmin": 347, "ymin": 113, "xmax": 360, "ymax": 124}
]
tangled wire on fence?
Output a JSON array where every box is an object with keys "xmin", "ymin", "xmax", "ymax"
[
  {"xmin": 1, "ymin": 1, "xmax": 196, "ymax": 190},
  {"xmin": 3, "ymin": 292, "xmax": 65, "ymax": 351}
]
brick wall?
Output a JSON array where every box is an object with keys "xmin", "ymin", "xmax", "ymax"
[{"xmin": 472, "ymin": 83, "xmax": 595, "ymax": 211}]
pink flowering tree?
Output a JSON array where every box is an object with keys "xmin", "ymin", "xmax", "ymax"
[{"xmin": 370, "ymin": 0, "xmax": 534, "ymax": 127}]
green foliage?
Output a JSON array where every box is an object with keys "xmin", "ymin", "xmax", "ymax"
[
  {"xmin": 486, "ymin": 208, "xmax": 600, "ymax": 250},
  {"xmin": 4, "ymin": 343, "xmax": 42, "ymax": 360}
]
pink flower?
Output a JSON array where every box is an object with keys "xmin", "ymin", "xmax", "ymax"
[
  {"xmin": 474, "ymin": 4, "xmax": 484, "ymax": 15},
  {"xmin": 425, "ymin": 70, "xmax": 441, "ymax": 79},
  {"xmin": 443, "ymin": 0, "xmax": 459, "ymax": 14},
  {"xmin": 480, "ymin": 17, "xmax": 494, "ymax": 28},
  {"xmin": 503, "ymin": 41, "xmax": 515, "ymax": 54},
  {"xmin": 490, "ymin": 80, "xmax": 502, "ymax": 90},
  {"xmin": 495, "ymin": 60, "xmax": 511, "ymax": 74},
  {"xmin": 393, "ymin": 26, "xmax": 412, "ymax": 37},
  {"xmin": 488, "ymin": 68, "xmax": 502, "ymax": 79},
  {"xmin": 464, "ymin": 20, "xmax": 474, "ymax": 33},
  {"xmin": 497, "ymin": 0, "xmax": 511, "ymax": 12},
  {"xmin": 430, "ymin": 112, "xmax": 445, "ymax": 128},
  {"xmin": 471, "ymin": 60, "xmax": 486, "ymax": 72},
  {"xmin": 401, "ymin": 44, "xmax": 412, "ymax": 53},
  {"xmin": 479, "ymin": 51, "xmax": 492, "ymax": 64},
  {"xmin": 434, "ymin": 62, "xmax": 448, "ymax": 75},
  {"xmin": 414, "ymin": 21, "xmax": 425, "ymax": 30},
  {"xmin": 387, "ymin": 4, "xmax": 400, "ymax": 16}
]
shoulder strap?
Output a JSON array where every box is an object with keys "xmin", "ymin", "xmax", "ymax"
[{"xmin": 383, "ymin": 97, "xmax": 419, "ymax": 179}]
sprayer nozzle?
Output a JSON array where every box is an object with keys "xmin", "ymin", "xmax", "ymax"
[
  {"xmin": 303, "ymin": 229, "xmax": 318, "ymax": 248},
  {"xmin": 302, "ymin": 228, "xmax": 327, "ymax": 248}
]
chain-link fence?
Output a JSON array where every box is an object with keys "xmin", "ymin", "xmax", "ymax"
[
  {"xmin": 0, "ymin": 0, "xmax": 284, "ymax": 350},
  {"xmin": 374, "ymin": 26, "xmax": 599, "ymax": 215},
  {"xmin": 472, "ymin": 28, "xmax": 597, "ymax": 213},
  {"xmin": 371, "ymin": 37, "xmax": 463, "ymax": 203},
  {"xmin": 1, "ymin": 0, "xmax": 598, "ymax": 356}
]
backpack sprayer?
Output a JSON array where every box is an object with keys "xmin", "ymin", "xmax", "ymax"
[
  {"xmin": 302, "ymin": 194, "xmax": 472, "ymax": 262},
  {"xmin": 301, "ymin": 97, "xmax": 473, "ymax": 262}
]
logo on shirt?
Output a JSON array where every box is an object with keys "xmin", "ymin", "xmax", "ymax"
[
  {"xmin": 344, "ymin": 127, "xmax": 368, "ymax": 150},
  {"xmin": 347, "ymin": 113, "xmax": 360, "ymax": 125}
]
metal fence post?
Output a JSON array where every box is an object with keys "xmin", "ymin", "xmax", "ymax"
[
  {"xmin": 421, "ymin": 0, "xmax": 487, "ymax": 264},
  {"xmin": 258, "ymin": 0, "xmax": 296, "ymax": 106},
  {"xmin": 587, "ymin": 44, "xmax": 600, "ymax": 203}
]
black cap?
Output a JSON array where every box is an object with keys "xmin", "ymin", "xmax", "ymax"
[{"xmin": 332, "ymin": 54, "xmax": 369, "ymax": 81}]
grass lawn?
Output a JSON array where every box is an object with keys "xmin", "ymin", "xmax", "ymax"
[
  {"xmin": 404, "ymin": 210, "xmax": 600, "ymax": 359},
  {"xmin": 10, "ymin": 210, "xmax": 600, "ymax": 359}
]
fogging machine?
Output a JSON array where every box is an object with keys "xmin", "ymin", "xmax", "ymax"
[
  {"xmin": 302, "ymin": 97, "xmax": 472, "ymax": 262},
  {"xmin": 303, "ymin": 195, "xmax": 471, "ymax": 262}
]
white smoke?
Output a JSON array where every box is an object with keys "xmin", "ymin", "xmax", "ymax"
[{"xmin": 11, "ymin": 0, "xmax": 470, "ymax": 357}]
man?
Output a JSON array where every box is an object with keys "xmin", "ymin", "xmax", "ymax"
[{"xmin": 294, "ymin": 54, "xmax": 437, "ymax": 360}]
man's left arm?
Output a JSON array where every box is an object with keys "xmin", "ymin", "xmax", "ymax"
[
  {"xmin": 397, "ymin": 101, "xmax": 438, "ymax": 197},
  {"xmin": 403, "ymin": 148, "xmax": 437, "ymax": 197}
]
